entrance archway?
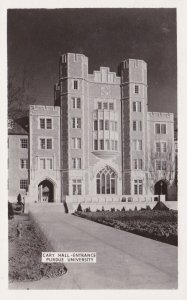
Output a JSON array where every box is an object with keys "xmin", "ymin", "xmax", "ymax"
[
  {"xmin": 38, "ymin": 180, "xmax": 54, "ymax": 202},
  {"xmin": 154, "ymin": 180, "xmax": 168, "ymax": 201}
]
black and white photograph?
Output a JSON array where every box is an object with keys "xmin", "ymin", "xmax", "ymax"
[{"xmin": 1, "ymin": 1, "xmax": 186, "ymax": 296}]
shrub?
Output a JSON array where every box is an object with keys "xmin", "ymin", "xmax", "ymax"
[
  {"xmin": 141, "ymin": 207, "xmax": 146, "ymax": 211},
  {"xmin": 134, "ymin": 206, "xmax": 137, "ymax": 211},
  {"xmin": 102, "ymin": 206, "xmax": 105, "ymax": 211},
  {"xmin": 153, "ymin": 201, "xmax": 169, "ymax": 211},
  {"xmin": 17, "ymin": 193, "xmax": 22, "ymax": 205},
  {"xmin": 15, "ymin": 206, "xmax": 22, "ymax": 212},
  {"xmin": 8, "ymin": 202, "xmax": 14, "ymax": 219},
  {"xmin": 146, "ymin": 205, "xmax": 151, "ymax": 211},
  {"xmin": 77, "ymin": 203, "xmax": 82, "ymax": 212},
  {"xmin": 121, "ymin": 207, "xmax": 125, "ymax": 212},
  {"xmin": 64, "ymin": 202, "xmax": 69, "ymax": 213},
  {"xmin": 111, "ymin": 207, "xmax": 115, "ymax": 212},
  {"xmin": 85, "ymin": 207, "xmax": 91, "ymax": 212}
]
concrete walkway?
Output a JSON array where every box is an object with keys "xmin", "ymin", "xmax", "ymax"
[{"xmin": 10, "ymin": 205, "xmax": 178, "ymax": 289}]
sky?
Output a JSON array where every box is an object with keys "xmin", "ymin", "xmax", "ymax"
[{"xmin": 7, "ymin": 8, "xmax": 177, "ymax": 114}]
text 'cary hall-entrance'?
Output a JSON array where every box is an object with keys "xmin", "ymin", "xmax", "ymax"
[{"xmin": 8, "ymin": 53, "xmax": 177, "ymax": 210}]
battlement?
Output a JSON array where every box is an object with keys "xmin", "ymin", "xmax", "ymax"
[
  {"xmin": 121, "ymin": 59, "xmax": 147, "ymax": 70},
  {"xmin": 147, "ymin": 111, "xmax": 174, "ymax": 121},
  {"xmin": 30, "ymin": 105, "xmax": 60, "ymax": 116},
  {"xmin": 60, "ymin": 53, "xmax": 88, "ymax": 65},
  {"xmin": 88, "ymin": 67, "xmax": 120, "ymax": 84}
]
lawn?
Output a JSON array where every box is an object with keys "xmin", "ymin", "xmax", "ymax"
[
  {"xmin": 74, "ymin": 210, "xmax": 178, "ymax": 246},
  {"xmin": 9, "ymin": 214, "xmax": 67, "ymax": 282}
]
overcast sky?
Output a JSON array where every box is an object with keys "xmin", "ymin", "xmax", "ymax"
[{"xmin": 8, "ymin": 8, "xmax": 177, "ymax": 114}]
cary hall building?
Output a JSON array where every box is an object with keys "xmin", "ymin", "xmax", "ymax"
[{"xmin": 8, "ymin": 53, "xmax": 177, "ymax": 207}]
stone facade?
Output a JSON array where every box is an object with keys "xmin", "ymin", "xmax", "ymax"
[{"xmin": 8, "ymin": 53, "xmax": 177, "ymax": 204}]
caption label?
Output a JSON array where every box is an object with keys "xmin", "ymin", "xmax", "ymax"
[{"xmin": 42, "ymin": 252, "xmax": 96, "ymax": 263}]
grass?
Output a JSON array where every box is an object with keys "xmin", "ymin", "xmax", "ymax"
[
  {"xmin": 9, "ymin": 214, "xmax": 67, "ymax": 282},
  {"xmin": 74, "ymin": 210, "xmax": 178, "ymax": 246}
]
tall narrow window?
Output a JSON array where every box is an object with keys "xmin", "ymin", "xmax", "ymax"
[
  {"xmin": 77, "ymin": 138, "xmax": 81, "ymax": 149},
  {"xmin": 77, "ymin": 98, "xmax": 81, "ymax": 108},
  {"xmin": 161, "ymin": 124, "xmax": 166, "ymax": 134},
  {"xmin": 40, "ymin": 139, "xmax": 45, "ymax": 149},
  {"xmin": 77, "ymin": 118, "xmax": 81, "ymax": 129},
  {"xmin": 105, "ymin": 120, "xmax": 109, "ymax": 130},
  {"xmin": 155, "ymin": 124, "xmax": 161, "ymax": 134},
  {"xmin": 98, "ymin": 102, "xmax": 102, "ymax": 109},
  {"xmin": 100, "ymin": 139, "xmax": 104, "ymax": 150},
  {"xmin": 72, "ymin": 118, "xmax": 76, "ymax": 128},
  {"xmin": 46, "ymin": 159, "xmax": 53, "ymax": 169},
  {"xmin": 133, "ymin": 121, "xmax": 137, "ymax": 131},
  {"xmin": 99, "ymin": 120, "xmax": 104, "ymax": 130},
  {"xmin": 135, "ymin": 85, "xmax": 139, "ymax": 94},
  {"xmin": 40, "ymin": 159, "xmax": 46, "ymax": 169},
  {"xmin": 47, "ymin": 139, "xmax": 52, "ymax": 149},
  {"xmin": 162, "ymin": 160, "xmax": 167, "ymax": 171},
  {"xmin": 109, "ymin": 103, "xmax": 114, "ymax": 110},
  {"xmin": 103, "ymin": 102, "xmax": 108, "ymax": 109},
  {"xmin": 156, "ymin": 142, "xmax": 161, "ymax": 152},
  {"xmin": 46, "ymin": 119, "xmax": 52, "ymax": 129},
  {"xmin": 132, "ymin": 101, "xmax": 141, "ymax": 112},
  {"xmin": 40, "ymin": 119, "xmax": 45, "ymax": 129},
  {"xmin": 73, "ymin": 80, "xmax": 78, "ymax": 89},
  {"xmin": 72, "ymin": 158, "xmax": 81, "ymax": 169},
  {"xmin": 162, "ymin": 142, "xmax": 167, "ymax": 152},
  {"xmin": 20, "ymin": 159, "xmax": 28, "ymax": 169},
  {"xmin": 156, "ymin": 160, "xmax": 161, "ymax": 170},
  {"xmin": 134, "ymin": 179, "xmax": 143, "ymax": 195},
  {"xmin": 72, "ymin": 98, "xmax": 76, "ymax": 108},
  {"xmin": 94, "ymin": 120, "xmax": 98, "ymax": 131},
  {"xmin": 105, "ymin": 139, "xmax": 110, "ymax": 150},
  {"xmin": 94, "ymin": 140, "xmax": 98, "ymax": 150},
  {"xmin": 72, "ymin": 179, "xmax": 82, "ymax": 195}
]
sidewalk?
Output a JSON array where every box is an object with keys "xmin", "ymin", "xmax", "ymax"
[{"xmin": 9, "ymin": 205, "xmax": 178, "ymax": 289}]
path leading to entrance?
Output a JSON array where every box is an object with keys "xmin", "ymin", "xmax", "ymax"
[{"xmin": 10, "ymin": 204, "xmax": 177, "ymax": 289}]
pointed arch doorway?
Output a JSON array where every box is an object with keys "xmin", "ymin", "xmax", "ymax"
[
  {"xmin": 38, "ymin": 179, "xmax": 54, "ymax": 202},
  {"xmin": 154, "ymin": 180, "xmax": 168, "ymax": 201}
]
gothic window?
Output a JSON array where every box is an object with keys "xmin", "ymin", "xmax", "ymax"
[
  {"xmin": 96, "ymin": 166, "xmax": 117, "ymax": 194},
  {"xmin": 134, "ymin": 179, "xmax": 143, "ymax": 195}
]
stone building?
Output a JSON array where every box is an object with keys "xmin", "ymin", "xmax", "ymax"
[{"xmin": 8, "ymin": 53, "xmax": 177, "ymax": 208}]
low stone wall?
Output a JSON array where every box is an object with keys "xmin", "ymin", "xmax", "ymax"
[
  {"xmin": 66, "ymin": 201, "xmax": 156, "ymax": 213},
  {"xmin": 65, "ymin": 194, "xmax": 167, "ymax": 213}
]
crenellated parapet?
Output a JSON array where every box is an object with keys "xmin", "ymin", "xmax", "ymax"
[
  {"xmin": 88, "ymin": 67, "xmax": 120, "ymax": 84},
  {"xmin": 147, "ymin": 111, "xmax": 174, "ymax": 122},
  {"xmin": 30, "ymin": 105, "xmax": 60, "ymax": 116}
]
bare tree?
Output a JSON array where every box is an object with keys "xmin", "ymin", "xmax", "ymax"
[{"xmin": 8, "ymin": 66, "xmax": 36, "ymax": 119}]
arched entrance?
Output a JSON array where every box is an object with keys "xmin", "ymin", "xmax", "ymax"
[
  {"xmin": 154, "ymin": 180, "xmax": 168, "ymax": 201},
  {"xmin": 38, "ymin": 180, "xmax": 54, "ymax": 202},
  {"xmin": 96, "ymin": 166, "xmax": 117, "ymax": 194}
]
